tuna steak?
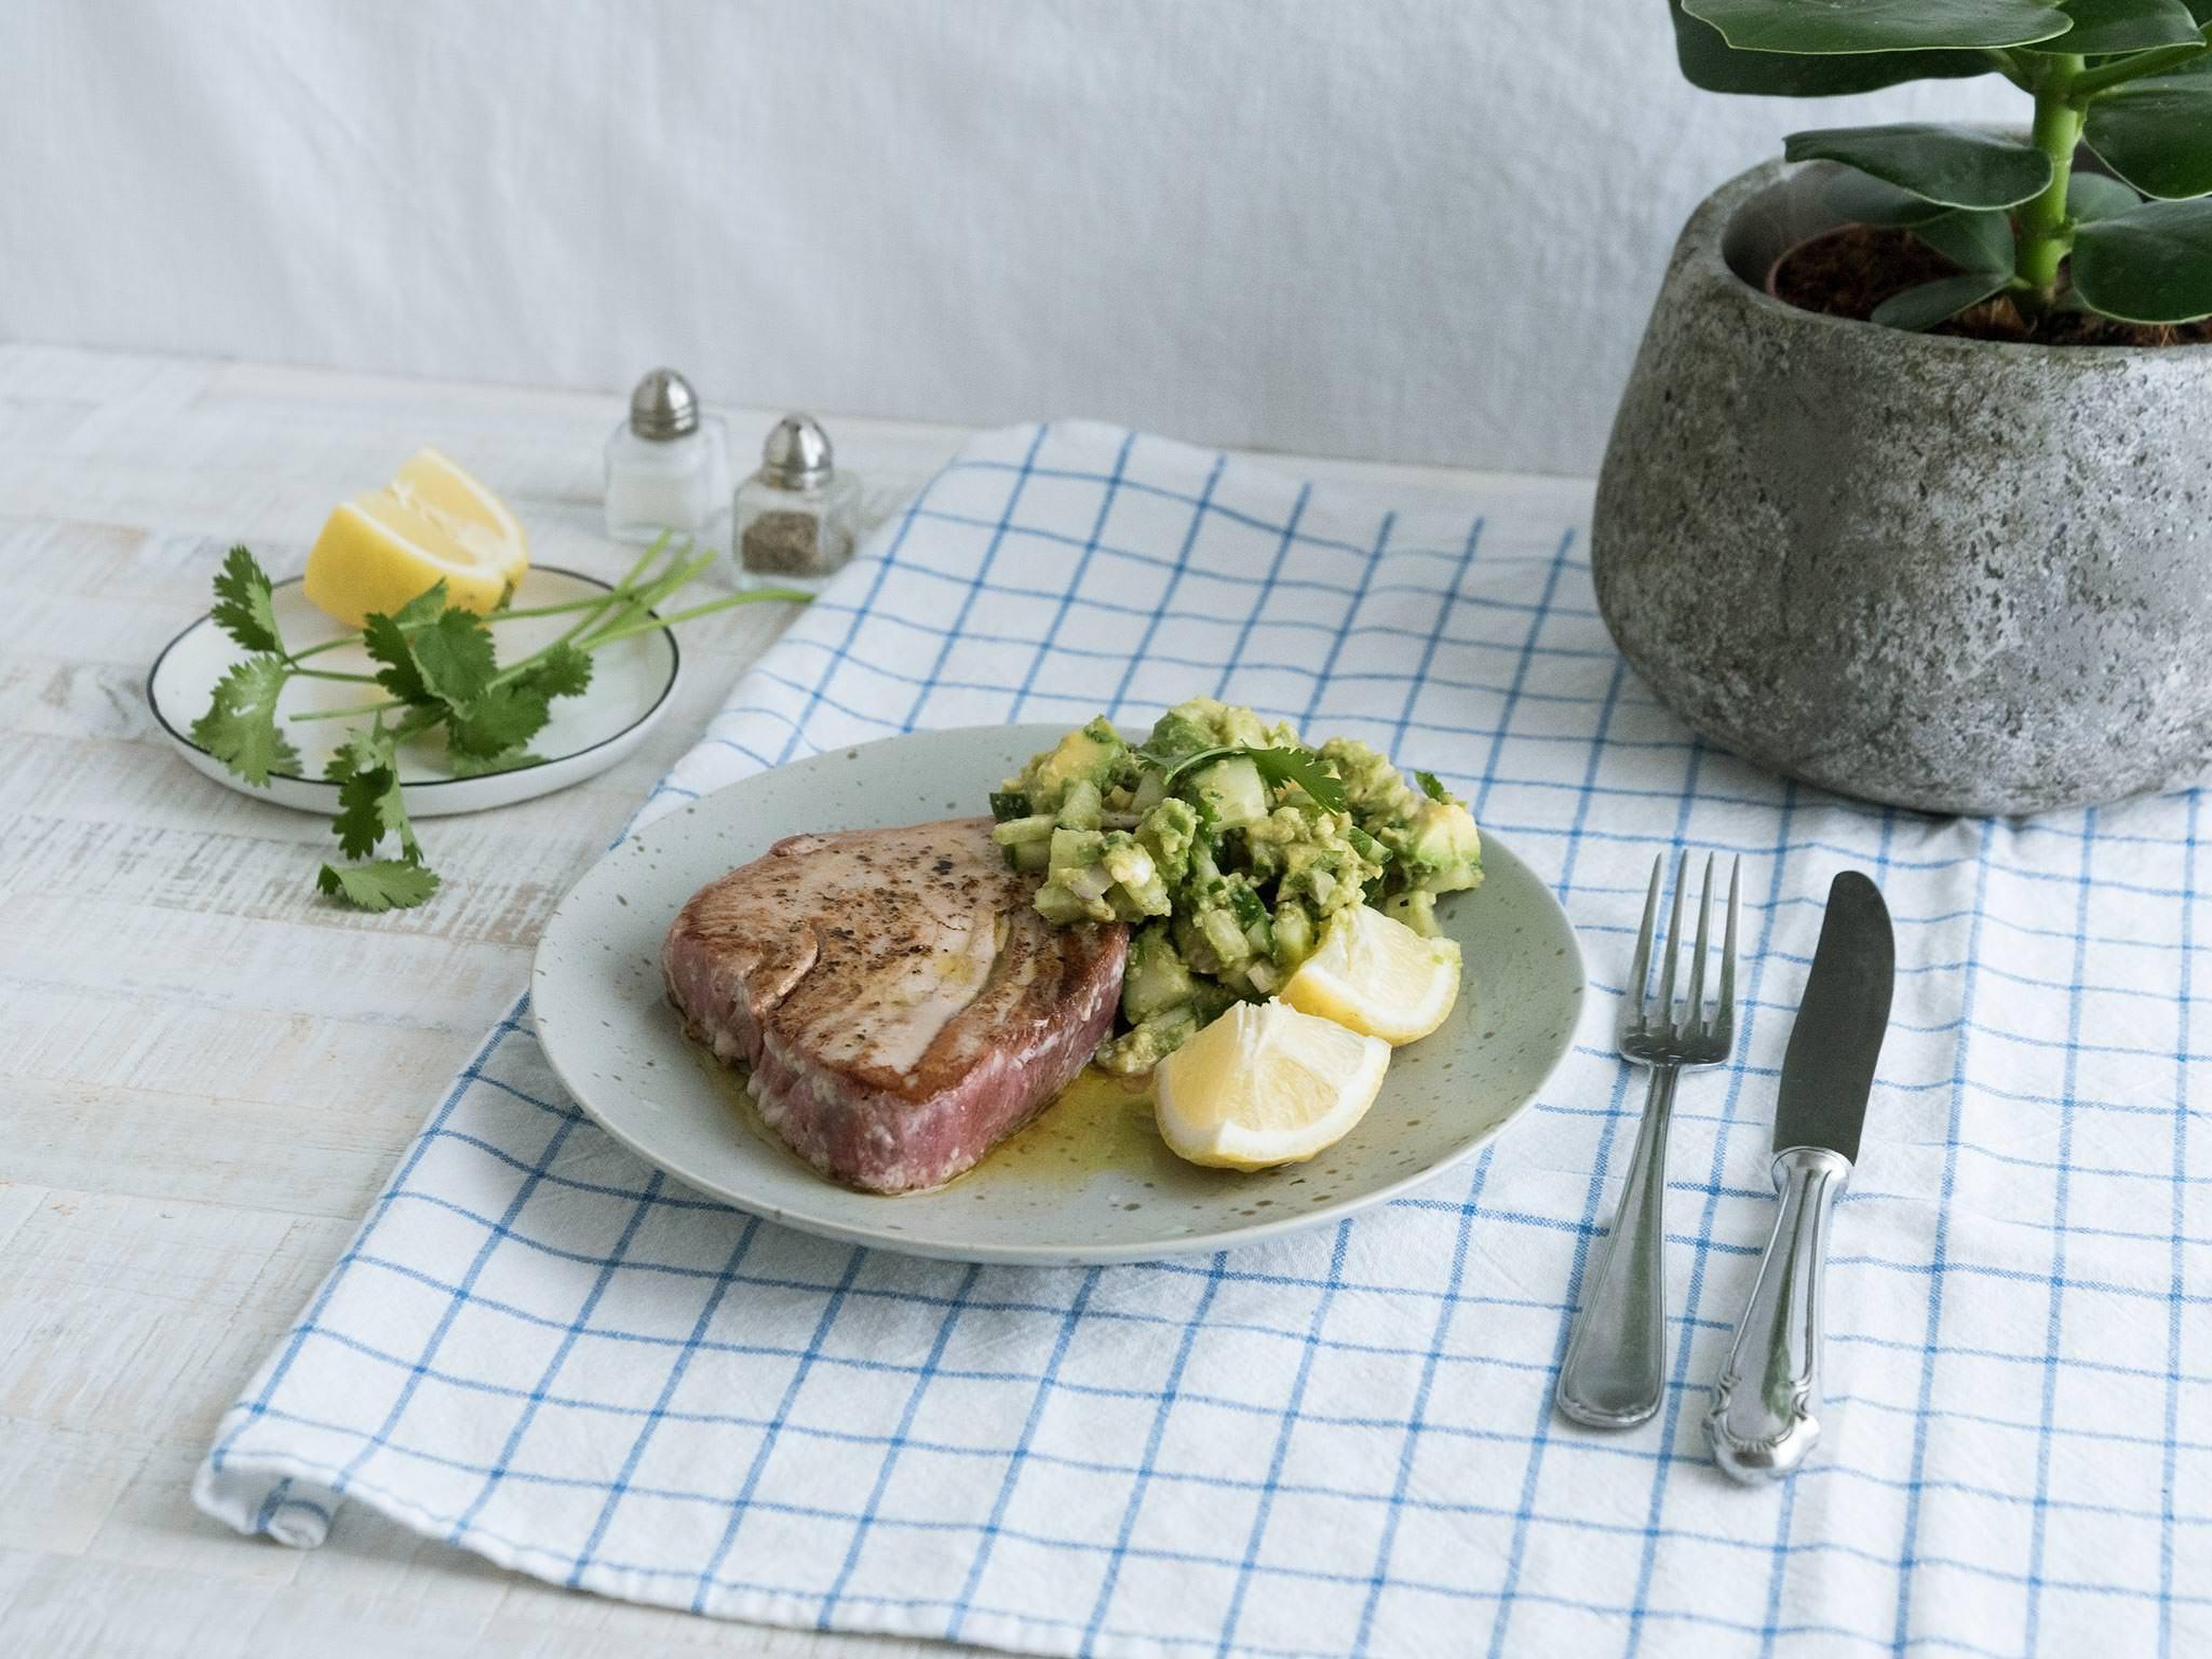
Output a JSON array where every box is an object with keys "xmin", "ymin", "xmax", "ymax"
[{"xmin": 662, "ymin": 817, "xmax": 1127, "ymax": 1193}]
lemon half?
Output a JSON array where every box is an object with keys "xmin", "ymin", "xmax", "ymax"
[
  {"xmin": 304, "ymin": 448, "xmax": 529, "ymax": 627},
  {"xmin": 1281, "ymin": 902, "xmax": 1463, "ymax": 1046},
  {"xmin": 1154, "ymin": 999, "xmax": 1390, "ymax": 1170}
]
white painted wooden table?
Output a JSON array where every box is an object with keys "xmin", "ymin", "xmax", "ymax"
[{"xmin": 0, "ymin": 343, "xmax": 1582, "ymax": 1656}]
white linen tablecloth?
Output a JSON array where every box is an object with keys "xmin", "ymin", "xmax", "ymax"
[{"xmin": 197, "ymin": 421, "xmax": 2210, "ymax": 1658}]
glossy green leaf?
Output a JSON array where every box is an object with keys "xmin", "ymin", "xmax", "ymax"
[
  {"xmin": 2085, "ymin": 65, "xmax": 2212, "ymax": 199},
  {"xmin": 2027, "ymin": 0, "xmax": 2203, "ymax": 51},
  {"xmin": 1872, "ymin": 272, "xmax": 2015, "ymax": 329},
  {"xmin": 2072, "ymin": 196, "xmax": 2212, "ymax": 319},
  {"xmin": 1683, "ymin": 0, "xmax": 2071, "ymax": 53},
  {"xmin": 1668, "ymin": 0, "xmax": 1994, "ymax": 92},
  {"xmin": 2068, "ymin": 171, "xmax": 2145, "ymax": 221},
  {"xmin": 1916, "ymin": 210, "xmax": 2019, "ymax": 273},
  {"xmin": 1825, "ymin": 168, "xmax": 1955, "ymax": 226},
  {"xmin": 1785, "ymin": 125, "xmax": 2054, "ymax": 209}
]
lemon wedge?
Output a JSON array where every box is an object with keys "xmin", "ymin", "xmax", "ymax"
[
  {"xmin": 303, "ymin": 449, "xmax": 529, "ymax": 627},
  {"xmin": 1281, "ymin": 902, "xmax": 1463, "ymax": 1046},
  {"xmin": 1153, "ymin": 999, "xmax": 1389, "ymax": 1170}
]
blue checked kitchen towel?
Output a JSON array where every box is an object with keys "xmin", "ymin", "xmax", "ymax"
[{"xmin": 198, "ymin": 422, "xmax": 2210, "ymax": 1658}]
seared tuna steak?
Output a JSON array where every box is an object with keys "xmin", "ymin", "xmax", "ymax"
[{"xmin": 662, "ymin": 818, "xmax": 1127, "ymax": 1192}]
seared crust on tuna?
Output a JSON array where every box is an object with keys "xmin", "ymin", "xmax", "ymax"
[{"xmin": 662, "ymin": 817, "xmax": 1127, "ymax": 1192}]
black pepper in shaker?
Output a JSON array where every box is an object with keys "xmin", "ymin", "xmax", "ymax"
[{"xmin": 733, "ymin": 414, "xmax": 861, "ymax": 592}]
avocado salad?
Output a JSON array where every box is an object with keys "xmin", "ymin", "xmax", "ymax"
[{"xmin": 990, "ymin": 697, "xmax": 1483, "ymax": 1074}]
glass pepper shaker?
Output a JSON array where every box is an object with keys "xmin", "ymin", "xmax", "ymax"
[
  {"xmin": 603, "ymin": 368, "xmax": 730, "ymax": 544},
  {"xmin": 732, "ymin": 414, "xmax": 859, "ymax": 592}
]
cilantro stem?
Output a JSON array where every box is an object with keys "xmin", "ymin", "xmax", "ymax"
[
  {"xmin": 291, "ymin": 666, "xmax": 380, "ymax": 684},
  {"xmin": 616, "ymin": 532, "xmax": 677, "ymax": 592},
  {"xmin": 578, "ymin": 549, "xmax": 719, "ymax": 645},
  {"xmin": 293, "ymin": 698, "xmax": 403, "ymax": 722},
  {"xmin": 582, "ymin": 585, "xmax": 813, "ymax": 649},
  {"xmin": 293, "ymin": 535, "xmax": 685, "ymax": 661},
  {"xmin": 483, "ymin": 593, "xmax": 631, "ymax": 622}
]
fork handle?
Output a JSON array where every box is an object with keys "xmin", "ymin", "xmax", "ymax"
[
  {"xmin": 1704, "ymin": 1145, "xmax": 1850, "ymax": 1482},
  {"xmin": 1556, "ymin": 1063, "xmax": 1679, "ymax": 1428}
]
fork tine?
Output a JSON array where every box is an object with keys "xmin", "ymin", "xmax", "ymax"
[
  {"xmin": 1714, "ymin": 857, "xmax": 1741, "ymax": 1048},
  {"xmin": 1685, "ymin": 853, "xmax": 1715, "ymax": 1033},
  {"xmin": 1655, "ymin": 850, "xmax": 1688, "ymax": 1030},
  {"xmin": 1622, "ymin": 855, "xmax": 1662, "ymax": 1035}
]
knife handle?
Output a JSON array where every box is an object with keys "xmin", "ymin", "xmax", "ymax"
[{"xmin": 1705, "ymin": 1145, "xmax": 1850, "ymax": 1482}]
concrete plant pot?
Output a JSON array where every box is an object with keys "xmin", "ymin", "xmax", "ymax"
[{"xmin": 1592, "ymin": 156, "xmax": 2212, "ymax": 817}]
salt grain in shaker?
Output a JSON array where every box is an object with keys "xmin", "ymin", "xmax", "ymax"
[
  {"xmin": 603, "ymin": 369, "xmax": 730, "ymax": 543},
  {"xmin": 733, "ymin": 414, "xmax": 859, "ymax": 592}
]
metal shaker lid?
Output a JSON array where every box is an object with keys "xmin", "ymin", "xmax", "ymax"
[
  {"xmin": 628, "ymin": 368, "xmax": 700, "ymax": 440},
  {"xmin": 759, "ymin": 414, "xmax": 834, "ymax": 488}
]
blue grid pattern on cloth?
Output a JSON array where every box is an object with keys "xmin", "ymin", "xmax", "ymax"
[{"xmin": 194, "ymin": 422, "xmax": 2211, "ymax": 1659}]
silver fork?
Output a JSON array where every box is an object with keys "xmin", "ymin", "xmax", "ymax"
[{"xmin": 1556, "ymin": 851, "xmax": 1740, "ymax": 1429}]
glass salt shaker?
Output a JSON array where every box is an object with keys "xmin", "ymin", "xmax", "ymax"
[
  {"xmin": 603, "ymin": 368, "xmax": 730, "ymax": 544},
  {"xmin": 732, "ymin": 414, "xmax": 859, "ymax": 592}
]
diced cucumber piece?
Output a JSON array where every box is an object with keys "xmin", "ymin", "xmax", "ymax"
[
  {"xmin": 1185, "ymin": 755, "xmax": 1268, "ymax": 828},
  {"xmin": 1048, "ymin": 825, "xmax": 1106, "ymax": 877},
  {"xmin": 1123, "ymin": 925, "xmax": 1198, "ymax": 1021},
  {"xmin": 1058, "ymin": 778, "xmax": 1103, "ymax": 831},
  {"xmin": 1035, "ymin": 884, "xmax": 1101, "ymax": 926},
  {"xmin": 993, "ymin": 812, "xmax": 1058, "ymax": 849},
  {"xmin": 1101, "ymin": 835, "xmax": 1169, "ymax": 916},
  {"xmin": 1198, "ymin": 904, "xmax": 1251, "ymax": 967},
  {"xmin": 1094, "ymin": 1005, "xmax": 1199, "ymax": 1075}
]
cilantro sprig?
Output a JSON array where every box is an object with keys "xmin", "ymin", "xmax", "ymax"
[
  {"xmin": 1139, "ymin": 741, "xmax": 1350, "ymax": 813},
  {"xmin": 192, "ymin": 538, "xmax": 809, "ymax": 911}
]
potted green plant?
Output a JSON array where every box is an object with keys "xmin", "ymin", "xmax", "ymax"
[{"xmin": 1592, "ymin": 0, "xmax": 2212, "ymax": 815}]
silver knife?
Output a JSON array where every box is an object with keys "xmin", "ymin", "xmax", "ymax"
[{"xmin": 1705, "ymin": 870, "xmax": 1893, "ymax": 1482}]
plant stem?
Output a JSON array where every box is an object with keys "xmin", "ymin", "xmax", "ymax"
[
  {"xmin": 486, "ymin": 593, "xmax": 632, "ymax": 622},
  {"xmin": 281, "ymin": 538, "xmax": 803, "ymax": 715},
  {"xmin": 1980, "ymin": 47, "xmax": 2038, "ymax": 92},
  {"xmin": 2070, "ymin": 35, "xmax": 2210, "ymax": 100},
  {"xmin": 2016, "ymin": 56, "xmax": 2085, "ymax": 310},
  {"xmin": 293, "ymin": 697, "xmax": 404, "ymax": 722},
  {"xmin": 582, "ymin": 586, "xmax": 814, "ymax": 650},
  {"xmin": 479, "ymin": 596, "xmax": 623, "ymax": 692},
  {"xmin": 574, "ymin": 551, "xmax": 719, "ymax": 649}
]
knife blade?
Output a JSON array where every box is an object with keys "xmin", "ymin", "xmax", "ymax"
[
  {"xmin": 1773, "ymin": 870, "xmax": 1894, "ymax": 1166},
  {"xmin": 1706, "ymin": 869, "xmax": 1895, "ymax": 1482}
]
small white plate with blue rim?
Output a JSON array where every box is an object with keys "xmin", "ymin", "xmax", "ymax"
[
  {"xmin": 531, "ymin": 723, "xmax": 1586, "ymax": 1266},
  {"xmin": 147, "ymin": 566, "xmax": 681, "ymax": 817}
]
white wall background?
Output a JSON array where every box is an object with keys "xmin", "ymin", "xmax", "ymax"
[{"xmin": 0, "ymin": 2, "xmax": 2018, "ymax": 474}]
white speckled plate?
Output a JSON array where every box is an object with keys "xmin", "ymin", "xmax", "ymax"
[
  {"xmin": 531, "ymin": 725, "xmax": 1585, "ymax": 1266},
  {"xmin": 147, "ymin": 567, "xmax": 680, "ymax": 818}
]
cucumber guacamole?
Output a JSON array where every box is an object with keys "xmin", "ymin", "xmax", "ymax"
[{"xmin": 991, "ymin": 697, "xmax": 1483, "ymax": 1074}]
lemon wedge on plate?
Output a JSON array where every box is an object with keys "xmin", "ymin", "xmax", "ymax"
[
  {"xmin": 1154, "ymin": 999, "xmax": 1390, "ymax": 1170},
  {"xmin": 1282, "ymin": 902, "xmax": 1463, "ymax": 1046},
  {"xmin": 303, "ymin": 448, "xmax": 529, "ymax": 627}
]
